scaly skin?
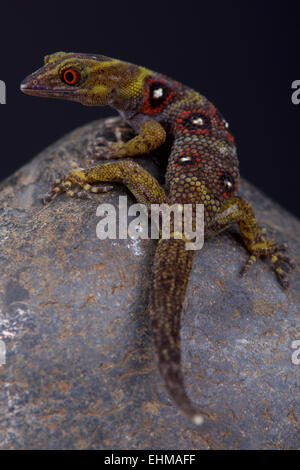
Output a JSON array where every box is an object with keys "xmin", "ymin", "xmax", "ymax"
[{"xmin": 21, "ymin": 52, "xmax": 295, "ymax": 424}]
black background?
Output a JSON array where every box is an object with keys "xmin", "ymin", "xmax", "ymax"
[{"xmin": 0, "ymin": 1, "xmax": 299, "ymax": 217}]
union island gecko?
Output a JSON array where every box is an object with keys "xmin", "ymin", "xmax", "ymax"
[{"xmin": 21, "ymin": 52, "xmax": 295, "ymax": 424}]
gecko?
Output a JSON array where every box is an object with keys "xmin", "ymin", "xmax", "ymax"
[{"xmin": 20, "ymin": 52, "xmax": 295, "ymax": 424}]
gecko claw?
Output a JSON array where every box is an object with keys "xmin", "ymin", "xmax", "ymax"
[
  {"xmin": 241, "ymin": 254, "xmax": 257, "ymax": 275},
  {"xmin": 87, "ymin": 137, "xmax": 120, "ymax": 160},
  {"xmin": 241, "ymin": 236, "xmax": 296, "ymax": 289},
  {"xmin": 103, "ymin": 116, "xmax": 133, "ymax": 142},
  {"xmin": 87, "ymin": 118, "xmax": 132, "ymax": 160},
  {"xmin": 271, "ymin": 251, "xmax": 296, "ymax": 289},
  {"xmin": 43, "ymin": 171, "xmax": 113, "ymax": 204}
]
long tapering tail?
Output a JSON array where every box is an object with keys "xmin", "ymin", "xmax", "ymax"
[{"xmin": 149, "ymin": 238, "xmax": 203, "ymax": 425}]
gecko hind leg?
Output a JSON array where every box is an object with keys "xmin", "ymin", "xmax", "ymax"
[{"xmin": 210, "ymin": 196, "xmax": 296, "ymax": 289}]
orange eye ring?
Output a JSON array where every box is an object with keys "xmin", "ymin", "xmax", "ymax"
[{"xmin": 62, "ymin": 68, "xmax": 81, "ymax": 85}]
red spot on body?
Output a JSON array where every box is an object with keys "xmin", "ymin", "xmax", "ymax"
[{"xmin": 140, "ymin": 77, "xmax": 175, "ymax": 115}]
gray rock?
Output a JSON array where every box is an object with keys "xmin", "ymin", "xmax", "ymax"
[{"xmin": 0, "ymin": 119, "xmax": 299, "ymax": 450}]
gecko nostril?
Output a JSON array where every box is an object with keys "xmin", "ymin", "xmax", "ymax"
[{"xmin": 20, "ymin": 77, "xmax": 32, "ymax": 91}]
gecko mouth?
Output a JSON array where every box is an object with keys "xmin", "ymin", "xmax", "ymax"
[{"xmin": 20, "ymin": 84, "xmax": 75, "ymax": 98}]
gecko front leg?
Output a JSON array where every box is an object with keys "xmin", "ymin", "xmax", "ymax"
[
  {"xmin": 87, "ymin": 119, "xmax": 166, "ymax": 160},
  {"xmin": 44, "ymin": 160, "xmax": 166, "ymax": 205}
]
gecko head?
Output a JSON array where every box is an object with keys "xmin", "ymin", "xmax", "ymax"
[{"xmin": 20, "ymin": 51, "xmax": 132, "ymax": 106}]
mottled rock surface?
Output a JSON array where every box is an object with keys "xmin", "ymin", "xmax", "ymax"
[{"xmin": 0, "ymin": 119, "xmax": 299, "ymax": 450}]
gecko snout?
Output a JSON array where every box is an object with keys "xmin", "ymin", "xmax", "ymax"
[{"xmin": 20, "ymin": 75, "xmax": 41, "ymax": 96}]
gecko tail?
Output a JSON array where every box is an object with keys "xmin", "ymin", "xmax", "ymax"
[{"xmin": 149, "ymin": 238, "xmax": 203, "ymax": 425}]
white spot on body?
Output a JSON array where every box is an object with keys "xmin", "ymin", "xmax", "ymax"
[
  {"xmin": 153, "ymin": 87, "xmax": 164, "ymax": 99},
  {"xmin": 225, "ymin": 180, "xmax": 233, "ymax": 190},
  {"xmin": 192, "ymin": 117, "xmax": 204, "ymax": 126}
]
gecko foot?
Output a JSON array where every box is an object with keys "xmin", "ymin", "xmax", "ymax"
[
  {"xmin": 86, "ymin": 137, "xmax": 121, "ymax": 160},
  {"xmin": 103, "ymin": 116, "xmax": 133, "ymax": 142},
  {"xmin": 87, "ymin": 118, "xmax": 133, "ymax": 160},
  {"xmin": 241, "ymin": 235, "xmax": 296, "ymax": 289},
  {"xmin": 42, "ymin": 171, "xmax": 113, "ymax": 204}
]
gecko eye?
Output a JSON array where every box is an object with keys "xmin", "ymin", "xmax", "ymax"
[{"xmin": 62, "ymin": 68, "xmax": 81, "ymax": 85}]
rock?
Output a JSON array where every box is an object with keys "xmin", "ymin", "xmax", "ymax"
[{"xmin": 0, "ymin": 118, "xmax": 299, "ymax": 450}]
